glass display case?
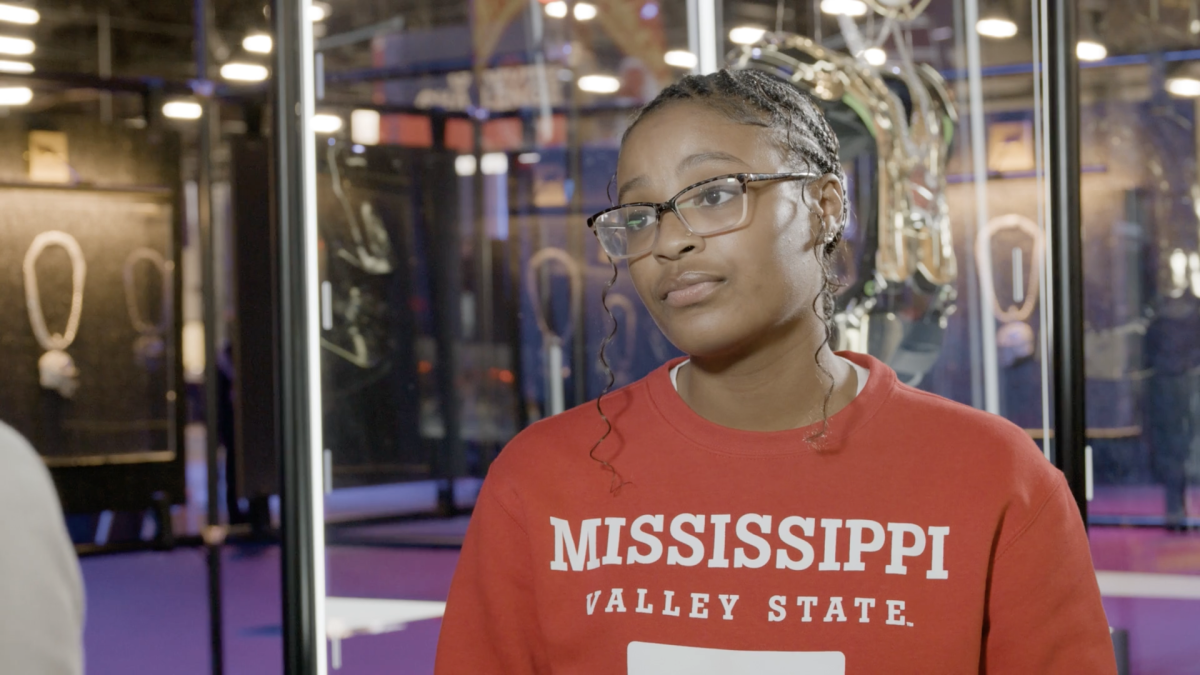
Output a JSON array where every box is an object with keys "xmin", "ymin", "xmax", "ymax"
[{"xmin": 273, "ymin": 0, "xmax": 1196, "ymax": 671}]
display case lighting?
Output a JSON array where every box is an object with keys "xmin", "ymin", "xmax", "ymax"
[
  {"xmin": 221, "ymin": 62, "xmax": 269, "ymax": 82},
  {"xmin": 729, "ymin": 26, "xmax": 766, "ymax": 46},
  {"xmin": 243, "ymin": 33, "xmax": 272, "ymax": 54},
  {"xmin": 577, "ymin": 74, "xmax": 620, "ymax": 94},
  {"xmin": 312, "ymin": 114, "xmax": 343, "ymax": 133},
  {"xmin": 545, "ymin": 1, "xmax": 567, "ymax": 18},
  {"xmin": 162, "ymin": 100, "xmax": 203, "ymax": 120},
  {"xmin": 0, "ymin": 3, "xmax": 38, "ymax": 25},
  {"xmin": 0, "ymin": 58, "xmax": 32, "ymax": 73},
  {"xmin": 664, "ymin": 50, "xmax": 698, "ymax": 69},
  {"xmin": 518, "ymin": 152, "xmax": 541, "ymax": 165},
  {"xmin": 0, "ymin": 85, "xmax": 31, "ymax": 105},
  {"xmin": 0, "ymin": 35, "xmax": 34, "ymax": 55},
  {"xmin": 820, "ymin": 0, "xmax": 868, "ymax": 17}
]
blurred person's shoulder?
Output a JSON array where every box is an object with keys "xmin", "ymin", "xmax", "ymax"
[{"xmin": 0, "ymin": 421, "xmax": 58, "ymax": 497}]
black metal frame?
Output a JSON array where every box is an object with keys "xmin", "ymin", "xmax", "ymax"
[
  {"xmin": 1048, "ymin": 0, "xmax": 1089, "ymax": 523},
  {"xmin": 274, "ymin": 1, "xmax": 323, "ymax": 673}
]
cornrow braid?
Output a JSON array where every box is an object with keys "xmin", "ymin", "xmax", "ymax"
[{"xmin": 592, "ymin": 68, "xmax": 850, "ymax": 488}]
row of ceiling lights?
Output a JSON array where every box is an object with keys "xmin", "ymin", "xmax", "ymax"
[{"xmin": 0, "ymin": 2, "xmax": 36, "ymax": 106}]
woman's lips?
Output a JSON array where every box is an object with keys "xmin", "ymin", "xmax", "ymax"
[{"xmin": 664, "ymin": 280, "xmax": 722, "ymax": 308}]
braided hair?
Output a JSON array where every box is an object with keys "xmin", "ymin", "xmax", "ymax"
[{"xmin": 589, "ymin": 68, "xmax": 849, "ymax": 491}]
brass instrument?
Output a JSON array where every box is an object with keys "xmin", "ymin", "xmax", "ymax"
[{"xmin": 729, "ymin": 33, "xmax": 958, "ymax": 385}]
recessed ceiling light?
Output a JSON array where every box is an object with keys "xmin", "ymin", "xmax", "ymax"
[
  {"xmin": 243, "ymin": 34, "xmax": 272, "ymax": 54},
  {"xmin": 664, "ymin": 50, "xmax": 698, "ymax": 69},
  {"xmin": 729, "ymin": 26, "xmax": 766, "ymax": 45},
  {"xmin": 220, "ymin": 62, "xmax": 269, "ymax": 82},
  {"xmin": 1076, "ymin": 40, "xmax": 1107, "ymax": 62},
  {"xmin": 577, "ymin": 74, "xmax": 620, "ymax": 94},
  {"xmin": 163, "ymin": 101, "xmax": 203, "ymax": 120},
  {"xmin": 0, "ymin": 3, "xmax": 38, "ymax": 25},
  {"xmin": 820, "ymin": 0, "xmax": 868, "ymax": 17}
]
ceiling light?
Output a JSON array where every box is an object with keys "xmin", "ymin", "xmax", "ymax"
[
  {"xmin": 574, "ymin": 2, "xmax": 597, "ymax": 20},
  {"xmin": 455, "ymin": 155, "xmax": 477, "ymax": 177},
  {"xmin": 1076, "ymin": 40, "xmax": 1107, "ymax": 62},
  {"xmin": 862, "ymin": 47, "xmax": 887, "ymax": 66},
  {"xmin": 481, "ymin": 152, "xmax": 508, "ymax": 175},
  {"xmin": 729, "ymin": 26, "xmax": 766, "ymax": 45},
  {"xmin": 976, "ymin": 18, "xmax": 1018, "ymax": 38},
  {"xmin": 820, "ymin": 0, "xmax": 868, "ymax": 17},
  {"xmin": 350, "ymin": 109, "xmax": 380, "ymax": 145},
  {"xmin": 545, "ymin": 1, "xmax": 568, "ymax": 18},
  {"xmin": 0, "ymin": 58, "xmax": 31, "ymax": 73},
  {"xmin": 310, "ymin": 2, "xmax": 330, "ymax": 22},
  {"xmin": 243, "ymin": 33, "xmax": 272, "ymax": 54},
  {"xmin": 577, "ymin": 74, "xmax": 620, "ymax": 94},
  {"xmin": 0, "ymin": 3, "xmax": 38, "ymax": 25},
  {"xmin": 162, "ymin": 101, "xmax": 203, "ymax": 120},
  {"xmin": 0, "ymin": 85, "xmax": 31, "ymax": 105},
  {"xmin": 313, "ymin": 114, "xmax": 343, "ymax": 134},
  {"xmin": 664, "ymin": 50, "xmax": 698, "ymax": 69},
  {"xmin": 220, "ymin": 62, "xmax": 269, "ymax": 82},
  {"xmin": 1167, "ymin": 77, "xmax": 1200, "ymax": 97},
  {"xmin": 0, "ymin": 35, "xmax": 34, "ymax": 55}
]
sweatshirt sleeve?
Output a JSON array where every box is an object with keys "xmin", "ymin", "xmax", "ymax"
[
  {"xmin": 435, "ymin": 479, "xmax": 550, "ymax": 674},
  {"xmin": 982, "ymin": 475, "xmax": 1116, "ymax": 674},
  {"xmin": 0, "ymin": 424, "xmax": 85, "ymax": 675}
]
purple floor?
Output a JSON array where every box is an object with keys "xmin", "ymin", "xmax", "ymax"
[
  {"xmin": 81, "ymin": 527, "xmax": 1200, "ymax": 674},
  {"xmin": 81, "ymin": 545, "xmax": 459, "ymax": 675}
]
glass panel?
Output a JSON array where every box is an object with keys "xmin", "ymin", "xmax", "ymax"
[
  {"xmin": 1073, "ymin": 9, "xmax": 1200, "ymax": 519},
  {"xmin": 304, "ymin": 1, "xmax": 692, "ymax": 671}
]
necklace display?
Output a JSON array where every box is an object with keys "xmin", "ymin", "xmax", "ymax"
[
  {"xmin": 23, "ymin": 230, "xmax": 87, "ymax": 398},
  {"xmin": 976, "ymin": 214, "xmax": 1044, "ymax": 368},
  {"xmin": 123, "ymin": 247, "xmax": 171, "ymax": 366}
]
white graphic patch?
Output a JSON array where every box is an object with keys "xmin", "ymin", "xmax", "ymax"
[{"xmin": 627, "ymin": 642, "xmax": 846, "ymax": 674}]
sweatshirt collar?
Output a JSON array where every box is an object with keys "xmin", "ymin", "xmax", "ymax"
[{"xmin": 644, "ymin": 351, "xmax": 896, "ymax": 457}]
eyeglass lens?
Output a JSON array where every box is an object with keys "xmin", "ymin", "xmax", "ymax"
[{"xmin": 593, "ymin": 177, "xmax": 747, "ymax": 258}]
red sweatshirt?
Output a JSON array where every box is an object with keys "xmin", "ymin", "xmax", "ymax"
[{"xmin": 435, "ymin": 353, "xmax": 1116, "ymax": 674}]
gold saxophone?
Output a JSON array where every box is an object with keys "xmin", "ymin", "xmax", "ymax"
[{"xmin": 729, "ymin": 34, "xmax": 957, "ymax": 289}]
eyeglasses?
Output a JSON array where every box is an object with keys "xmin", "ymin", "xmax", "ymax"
[{"xmin": 587, "ymin": 172, "xmax": 817, "ymax": 260}]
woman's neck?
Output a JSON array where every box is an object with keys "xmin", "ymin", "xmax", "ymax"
[{"xmin": 676, "ymin": 321, "xmax": 857, "ymax": 433}]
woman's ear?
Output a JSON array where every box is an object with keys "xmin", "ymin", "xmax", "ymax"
[{"xmin": 810, "ymin": 174, "xmax": 845, "ymax": 244}]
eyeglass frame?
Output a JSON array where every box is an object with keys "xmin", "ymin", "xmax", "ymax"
[{"xmin": 586, "ymin": 172, "xmax": 819, "ymax": 260}]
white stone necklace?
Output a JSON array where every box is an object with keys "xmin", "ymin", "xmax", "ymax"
[
  {"xmin": 123, "ymin": 247, "xmax": 170, "ymax": 364},
  {"xmin": 24, "ymin": 230, "xmax": 87, "ymax": 398}
]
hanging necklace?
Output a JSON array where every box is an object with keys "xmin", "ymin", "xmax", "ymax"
[
  {"xmin": 123, "ymin": 247, "xmax": 171, "ymax": 365},
  {"xmin": 24, "ymin": 230, "xmax": 87, "ymax": 398},
  {"xmin": 975, "ymin": 214, "xmax": 1044, "ymax": 367}
]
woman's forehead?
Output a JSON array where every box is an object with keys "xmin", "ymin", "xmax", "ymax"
[{"xmin": 618, "ymin": 103, "xmax": 781, "ymax": 184}]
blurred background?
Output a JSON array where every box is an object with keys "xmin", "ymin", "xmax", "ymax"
[{"xmin": 0, "ymin": 0, "xmax": 1198, "ymax": 673}]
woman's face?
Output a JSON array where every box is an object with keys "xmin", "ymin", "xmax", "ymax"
[{"xmin": 618, "ymin": 102, "xmax": 844, "ymax": 359}]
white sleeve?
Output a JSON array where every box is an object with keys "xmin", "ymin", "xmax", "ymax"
[{"xmin": 0, "ymin": 422, "xmax": 85, "ymax": 675}]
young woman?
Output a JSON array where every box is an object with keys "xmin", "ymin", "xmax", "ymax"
[{"xmin": 435, "ymin": 69, "xmax": 1115, "ymax": 674}]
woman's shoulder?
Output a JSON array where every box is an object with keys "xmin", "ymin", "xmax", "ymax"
[{"xmin": 877, "ymin": 383, "xmax": 1063, "ymax": 492}]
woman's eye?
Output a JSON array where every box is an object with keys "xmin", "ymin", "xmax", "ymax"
[
  {"xmin": 626, "ymin": 213, "xmax": 652, "ymax": 230},
  {"xmin": 693, "ymin": 188, "xmax": 735, "ymax": 207}
]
